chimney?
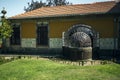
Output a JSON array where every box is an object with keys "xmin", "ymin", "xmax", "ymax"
[{"xmin": 115, "ymin": 0, "xmax": 120, "ymax": 3}]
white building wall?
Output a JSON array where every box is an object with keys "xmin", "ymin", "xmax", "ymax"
[
  {"xmin": 21, "ymin": 38, "xmax": 36, "ymax": 48},
  {"xmin": 99, "ymin": 38, "xmax": 118, "ymax": 49},
  {"xmin": 6, "ymin": 37, "xmax": 118, "ymax": 50}
]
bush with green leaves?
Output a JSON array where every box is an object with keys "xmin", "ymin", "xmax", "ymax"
[{"xmin": 0, "ymin": 18, "xmax": 13, "ymax": 39}]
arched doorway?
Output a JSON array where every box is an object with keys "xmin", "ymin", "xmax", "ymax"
[{"xmin": 63, "ymin": 24, "xmax": 98, "ymax": 60}]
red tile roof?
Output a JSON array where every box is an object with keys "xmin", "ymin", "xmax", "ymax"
[{"xmin": 9, "ymin": 1, "xmax": 120, "ymax": 19}]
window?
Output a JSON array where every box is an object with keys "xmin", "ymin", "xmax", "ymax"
[
  {"xmin": 10, "ymin": 24, "xmax": 21, "ymax": 45},
  {"xmin": 37, "ymin": 22, "xmax": 48, "ymax": 46}
]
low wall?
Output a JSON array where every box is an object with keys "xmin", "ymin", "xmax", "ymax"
[
  {"xmin": 92, "ymin": 48, "xmax": 120, "ymax": 61},
  {"xmin": 1, "ymin": 47, "xmax": 62, "ymax": 56},
  {"xmin": 0, "ymin": 47, "xmax": 120, "ymax": 61}
]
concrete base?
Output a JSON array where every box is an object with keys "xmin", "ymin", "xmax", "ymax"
[
  {"xmin": 1, "ymin": 47, "xmax": 62, "ymax": 56},
  {"xmin": 1, "ymin": 47, "xmax": 120, "ymax": 61}
]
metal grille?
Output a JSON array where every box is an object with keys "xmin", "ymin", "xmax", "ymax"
[
  {"xmin": 70, "ymin": 32, "xmax": 91, "ymax": 47},
  {"xmin": 10, "ymin": 24, "xmax": 21, "ymax": 45},
  {"xmin": 37, "ymin": 25, "xmax": 48, "ymax": 46},
  {"xmin": 63, "ymin": 24, "xmax": 98, "ymax": 48}
]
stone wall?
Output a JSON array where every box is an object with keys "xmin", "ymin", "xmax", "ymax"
[
  {"xmin": 49, "ymin": 38, "xmax": 62, "ymax": 48},
  {"xmin": 4, "ymin": 37, "xmax": 118, "ymax": 58},
  {"xmin": 99, "ymin": 38, "xmax": 117, "ymax": 49},
  {"xmin": 6, "ymin": 38, "xmax": 117, "ymax": 50},
  {"xmin": 22, "ymin": 38, "xmax": 36, "ymax": 48}
]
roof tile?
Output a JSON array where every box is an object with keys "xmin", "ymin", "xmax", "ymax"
[{"xmin": 9, "ymin": 1, "xmax": 120, "ymax": 19}]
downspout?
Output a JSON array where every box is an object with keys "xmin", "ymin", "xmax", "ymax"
[
  {"xmin": 113, "ymin": 17, "xmax": 117, "ymax": 60},
  {"xmin": 118, "ymin": 16, "xmax": 120, "ymax": 50},
  {"xmin": 113, "ymin": 16, "xmax": 120, "ymax": 60}
]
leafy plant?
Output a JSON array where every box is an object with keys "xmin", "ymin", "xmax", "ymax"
[
  {"xmin": 0, "ymin": 18, "xmax": 13, "ymax": 39},
  {"xmin": 0, "ymin": 18, "xmax": 13, "ymax": 51}
]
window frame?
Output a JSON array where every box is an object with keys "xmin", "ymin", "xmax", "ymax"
[
  {"xmin": 36, "ymin": 22, "xmax": 49, "ymax": 46},
  {"xmin": 10, "ymin": 23, "xmax": 21, "ymax": 45}
]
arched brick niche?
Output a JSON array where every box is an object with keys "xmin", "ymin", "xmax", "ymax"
[{"xmin": 62, "ymin": 24, "xmax": 98, "ymax": 60}]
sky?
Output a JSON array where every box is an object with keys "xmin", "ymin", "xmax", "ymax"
[{"xmin": 0, "ymin": 0, "xmax": 112, "ymax": 17}]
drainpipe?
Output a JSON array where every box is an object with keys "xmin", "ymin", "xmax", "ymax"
[
  {"xmin": 118, "ymin": 17, "xmax": 120, "ymax": 50},
  {"xmin": 113, "ymin": 17, "xmax": 117, "ymax": 60},
  {"xmin": 114, "ymin": 18, "xmax": 116, "ymax": 58},
  {"xmin": 62, "ymin": 32, "xmax": 65, "ymax": 47}
]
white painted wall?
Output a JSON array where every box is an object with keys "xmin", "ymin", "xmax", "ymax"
[
  {"xmin": 49, "ymin": 38, "xmax": 62, "ymax": 48},
  {"xmin": 21, "ymin": 38, "xmax": 36, "ymax": 48},
  {"xmin": 99, "ymin": 38, "xmax": 117, "ymax": 49}
]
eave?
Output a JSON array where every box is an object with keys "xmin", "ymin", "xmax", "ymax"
[{"xmin": 8, "ymin": 12, "xmax": 120, "ymax": 22}]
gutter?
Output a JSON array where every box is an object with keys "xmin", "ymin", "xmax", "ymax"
[{"xmin": 8, "ymin": 12, "xmax": 120, "ymax": 21}]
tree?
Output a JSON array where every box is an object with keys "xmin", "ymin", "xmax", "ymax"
[
  {"xmin": 24, "ymin": 0, "xmax": 71, "ymax": 12},
  {"xmin": 0, "ymin": 18, "xmax": 13, "ymax": 51},
  {"xmin": 24, "ymin": 0, "xmax": 46, "ymax": 12},
  {"xmin": 0, "ymin": 8, "xmax": 13, "ymax": 40},
  {"xmin": 46, "ymin": 0, "xmax": 71, "ymax": 6},
  {"xmin": 0, "ymin": 18, "xmax": 13, "ymax": 39}
]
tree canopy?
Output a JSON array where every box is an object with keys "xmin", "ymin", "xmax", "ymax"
[
  {"xmin": 46, "ymin": 0, "xmax": 71, "ymax": 6},
  {"xmin": 24, "ymin": 0, "xmax": 71, "ymax": 12},
  {"xmin": 24, "ymin": 0, "xmax": 46, "ymax": 12}
]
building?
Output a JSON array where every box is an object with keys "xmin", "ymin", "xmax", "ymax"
[{"xmin": 6, "ymin": 1, "xmax": 120, "ymax": 59}]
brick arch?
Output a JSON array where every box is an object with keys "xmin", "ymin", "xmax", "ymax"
[{"xmin": 63, "ymin": 24, "xmax": 98, "ymax": 48}]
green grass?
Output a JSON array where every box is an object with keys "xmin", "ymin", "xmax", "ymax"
[{"xmin": 0, "ymin": 58, "xmax": 120, "ymax": 80}]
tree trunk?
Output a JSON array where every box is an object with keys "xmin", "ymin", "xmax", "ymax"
[{"xmin": 2, "ymin": 38, "xmax": 6, "ymax": 53}]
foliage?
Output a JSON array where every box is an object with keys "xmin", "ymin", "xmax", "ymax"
[
  {"xmin": 24, "ymin": 0, "xmax": 46, "ymax": 12},
  {"xmin": 0, "ymin": 18, "xmax": 13, "ymax": 39},
  {"xmin": 24, "ymin": 0, "xmax": 71, "ymax": 12},
  {"xmin": 46, "ymin": 0, "xmax": 71, "ymax": 6},
  {"xmin": 0, "ymin": 59, "xmax": 120, "ymax": 80}
]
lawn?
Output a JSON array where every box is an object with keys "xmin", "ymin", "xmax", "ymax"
[{"xmin": 0, "ymin": 58, "xmax": 120, "ymax": 80}]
